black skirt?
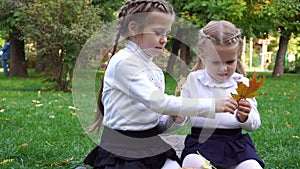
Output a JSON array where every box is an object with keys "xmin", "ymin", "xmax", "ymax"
[
  {"xmin": 84, "ymin": 126, "xmax": 180, "ymax": 169},
  {"xmin": 180, "ymin": 127, "xmax": 265, "ymax": 169}
]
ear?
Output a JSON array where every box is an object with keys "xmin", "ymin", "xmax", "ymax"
[{"xmin": 128, "ymin": 21, "xmax": 138, "ymax": 36}]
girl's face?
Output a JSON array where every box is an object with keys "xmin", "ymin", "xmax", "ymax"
[
  {"xmin": 133, "ymin": 11, "xmax": 174, "ymax": 57},
  {"xmin": 203, "ymin": 46, "xmax": 238, "ymax": 82}
]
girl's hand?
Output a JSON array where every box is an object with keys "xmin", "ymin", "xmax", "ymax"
[
  {"xmin": 236, "ymin": 99, "xmax": 251, "ymax": 123},
  {"xmin": 215, "ymin": 96, "xmax": 238, "ymax": 114},
  {"xmin": 171, "ymin": 115, "xmax": 186, "ymax": 124}
]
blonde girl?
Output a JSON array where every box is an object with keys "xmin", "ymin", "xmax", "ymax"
[{"xmin": 181, "ymin": 20, "xmax": 265, "ymax": 169}]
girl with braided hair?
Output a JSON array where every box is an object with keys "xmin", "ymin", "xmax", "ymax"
[
  {"xmin": 180, "ymin": 20, "xmax": 265, "ymax": 169},
  {"xmin": 84, "ymin": 1, "xmax": 239, "ymax": 168}
]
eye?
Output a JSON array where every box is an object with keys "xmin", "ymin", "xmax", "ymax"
[
  {"xmin": 154, "ymin": 31, "xmax": 162, "ymax": 36},
  {"xmin": 153, "ymin": 29, "xmax": 169, "ymax": 37},
  {"xmin": 226, "ymin": 60, "xmax": 236, "ymax": 65},
  {"xmin": 212, "ymin": 61, "xmax": 220, "ymax": 65}
]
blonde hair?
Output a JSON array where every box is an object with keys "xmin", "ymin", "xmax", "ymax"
[
  {"xmin": 88, "ymin": 0, "xmax": 175, "ymax": 133},
  {"xmin": 193, "ymin": 20, "xmax": 246, "ymax": 76}
]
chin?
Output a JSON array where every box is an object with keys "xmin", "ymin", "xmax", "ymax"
[{"xmin": 216, "ymin": 76, "xmax": 229, "ymax": 82}]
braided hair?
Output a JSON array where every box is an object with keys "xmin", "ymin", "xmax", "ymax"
[
  {"xmin": 193, "ymin": 20, "xmax": 246, "ymax": 76},
  {"xmin": 88, "ymin": 0, "xmax": 175, "ymax": 133}
]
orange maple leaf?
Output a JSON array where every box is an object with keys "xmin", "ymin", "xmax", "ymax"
[{"xmin": 231, "ymin": 72, "xmax": 265, "ymax": 101}]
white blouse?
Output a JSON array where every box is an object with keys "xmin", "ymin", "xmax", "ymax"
[
  {"xmin": 102, "ymin": 41, "xmax": 216, "ymax": 131},
  {"xmin": 181, "ymin": 70, "xmax": 261, "ymax": 132}
]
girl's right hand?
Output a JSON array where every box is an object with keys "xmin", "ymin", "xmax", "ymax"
[{"xmin": 215, "ymin": 96, "xmax": 238, "ymax": 114}]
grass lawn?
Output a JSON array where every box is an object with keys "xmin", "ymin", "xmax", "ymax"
[{"xmin": 0, "ymin": 70, "xmax": 299, "ymax": 168}]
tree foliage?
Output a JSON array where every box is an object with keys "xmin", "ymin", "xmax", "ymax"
[
  {"xmin": 258, "ymin": 0, "xmax": 300, "ymax": 77},
  {"xmin": 168, "ymin": 0, "xmax": 300, "ymax": 77},
  {"xmin": 14, "ymin": 0, "xmax": 104, "ymax": 91}
]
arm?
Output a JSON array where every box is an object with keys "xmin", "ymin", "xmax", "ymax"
[
  {"xmin": 113, "ymin": 58, "xmax": 216, "ymax": 118},
  {"xmin": 1, "ymin": 43, "xmax": 9, "ymax": 52},
  {"xmin": 157, "ymin": 115, "xmax": 187, "ymax": 133}
]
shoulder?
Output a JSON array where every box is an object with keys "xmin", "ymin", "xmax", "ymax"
[
  {"xmin": 187, "ymin": 69, "xmax": 205, "ymax": 80},
  {"xmin": 232, "ymin": 72, "xmax": 249, "ymax": 85}
]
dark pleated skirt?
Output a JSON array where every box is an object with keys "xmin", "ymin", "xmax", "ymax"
[
  {"xmin": 180, "ymin": 127, "xmax": 265, "ymax": 169},
  {"xmin": 84, "ymin": 126, "xmax": 180, "ymax": 169}
]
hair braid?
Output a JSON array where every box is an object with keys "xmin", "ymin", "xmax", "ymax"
[{"xmin": 88, "ymin": 0, "xmax": 175, "ymax": 133}]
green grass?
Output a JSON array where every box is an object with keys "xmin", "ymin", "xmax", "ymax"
[
  {"xmin": 0, "ymin": 70, "xmax": 95, "ymax": 168},
  {"xmin": 0, "ymin": 70, "xmax": 299, "ymax": 168}
]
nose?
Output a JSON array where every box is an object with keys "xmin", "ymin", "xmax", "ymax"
[
  {"xmin": 160, "ymin": 35, "xmax": 168, "ymax": 44},
  {"xmin": 220, "ymin": 64, "xmax": 228, "ymax": 71}
]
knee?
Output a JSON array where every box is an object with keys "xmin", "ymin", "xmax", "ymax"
[
  {"xmin": 234, "ymin": 159, "xmax": 262, "ymax": 169},
  {"xmin": 182, "ymin": 154, "xmax": 206, "ymax": 169}
]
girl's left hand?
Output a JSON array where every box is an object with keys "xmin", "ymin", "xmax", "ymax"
[{"xmin": 237, "ymin": 99, "xmax": 251, "ymax": 123}]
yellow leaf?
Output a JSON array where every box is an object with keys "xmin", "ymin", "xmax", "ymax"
[
  {"xmin": 285, "ymin": 122, "xmax": 291, "ymax": 129},
  {"xmin": 231, "ymin": 72, "xmax": 265, "ymax": 100},
  {"xmin": 0, "ymin": 159, "xmax": 14, "ymax": 165},
  {"xmin": 68, "ymin": 106, "xmax": 76, "ymax": 110},
  {"xmin": 19, "ymin": 143, "xmax": 29, "ymax": 147}
]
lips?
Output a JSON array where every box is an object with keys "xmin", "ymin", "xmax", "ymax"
[{"xmin": 217, "ymin": 73, "xmax": 228, "ymax": 77}]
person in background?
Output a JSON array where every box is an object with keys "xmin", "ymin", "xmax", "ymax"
[
  {"xmin": 181, "ymin": 20, "xmax": 265, "ymax": 169},
  {"xmin": 0, "ymin": 38, "xmax": 10, "ymax": 76}
]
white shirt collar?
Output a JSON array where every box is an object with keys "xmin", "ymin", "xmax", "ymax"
[
  {"xmin": 125, "ymin": 41, "xmax": 153, "ymax": 62},
  {"xmin": 196, "ymin": 69, "xmax": 244, "ymax": 88}
]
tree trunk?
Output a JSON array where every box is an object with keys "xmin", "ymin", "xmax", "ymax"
[
  {"xmin": 34, "ymin": 56, "xmax": 46, "ymax": 73},
  {"xmin": 34, "ymin": 41, "xmax": 47, "ymax": 73},
  {"xmin": 9, "ymin": 30, "xmax": 28, "ymax": 77},
  {"xmin": 272, "ymin": 30, "xmax": 290, "ymax": 78},
  {"xmin": 179, "ymin": 28, "xmax": 190, "ymax": 77},
  {"xmin": 166, "ymin": 33, "xmax": 181, "ymax": 75},
  {"xmin": 166, "ymin": 28, "xmax": 192, "ymax": 76}
]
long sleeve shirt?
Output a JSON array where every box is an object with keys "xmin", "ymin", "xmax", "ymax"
[
  {"xmin": 181, "ymin": 70, "xmax": 261, "ymax": 132},
  {"xmin": 102, "ymin": 41, "xmax": 216, "ymax": 131}
]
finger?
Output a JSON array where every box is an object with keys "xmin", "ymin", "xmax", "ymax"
[
  {"xmin": 238, "ymin": 105, "xmax": 251, "ymax": 114},
  {"xmin": 237, "ymin": 111, "xmax": 248, "ymax": 117},
  {"xmin": 238, "ymin": 99, "xmax": 251, "ymax": 109},
  {"xmin": 224, "ymin": 104, "xmax": 236, "ymax": 114}
]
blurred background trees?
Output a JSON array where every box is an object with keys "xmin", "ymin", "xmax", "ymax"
[{"xmin": 0, "ymin": 0, "xmax": 299, "ymax": 91}]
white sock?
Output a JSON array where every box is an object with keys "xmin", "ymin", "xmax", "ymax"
[
  {"xmin": 161, "ymin": 158, "xmax": 181, "ymax": 169},
  {"xmin": 182, "ymin": 154, "xmax": 206, "ymax": 169}
]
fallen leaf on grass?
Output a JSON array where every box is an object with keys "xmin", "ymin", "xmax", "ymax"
[
  {"xmin": 231, "ymin": 72, "xmax": 265, "ymax": 101},
  {"xmin": 0, "ymin": 159, "xmax": 14, "ymax": 165},
  {"xmin": 285, "ymin": 122, "xmax": 291, "ymax": 129},
  {"xmin": 38, "ymin": 157, "xmax": 73, "ymax": 167},
  {"xmin": 32, "ymin": 100, "xmax": 40, "ymax": 104},
  {"xmin": 35, "ymin": 104, "xmax": 43, "ymax": 107},
  {"xmin": 19, "ymin": 143, "xmax": 29, "ymax": 147},
  {"xmin": 0, "ymin": 117, "xmax": 11, "ymax": 123},
  {"xmin": 68, "ymin": 106, "xmax": 76, "ymax": 110}
]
